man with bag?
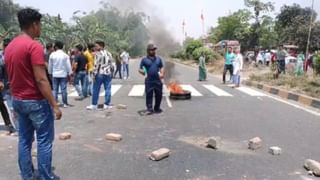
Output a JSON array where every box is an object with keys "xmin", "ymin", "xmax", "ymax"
[{"xmin": 87, "ymin": 40, "xmax": 114, "ymax": 110}]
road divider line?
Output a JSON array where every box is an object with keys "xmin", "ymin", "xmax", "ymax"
[
  {"xmin": 203, "ymin": 85, "xmax": 233, "ymax": 97},
  {"xmin": 236, "ymin": 87, "xmax": 267, "ymax": 97},
  {"xmin": 111, "ymin": 85, "xmax": 122, "ymax": 96},
  {"xmin": 128, "ymin": 85, "xmax": 145, "ymax": 97},
  {"xmin": 163, "ymin": 85, "xmax": 173, "ymax": 108},
  {"xmin": 181, "ymin": 85, "xmax": 203, "ymax": 96}
]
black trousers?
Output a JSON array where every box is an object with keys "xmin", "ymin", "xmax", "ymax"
[
  {"xmin": 145, "ymin": 81, "xmax": 163, "ymax": 111},
  {"xmin": 0, "ymin": 98, "xmax": 11, "ymax": 126},
  {"xmin": 113, "ymin": 64, "xmax": 122, "ymax": 79},
  {"xmin": 223, "ymin": 64, "xmax": 233, "ymax": 83}
]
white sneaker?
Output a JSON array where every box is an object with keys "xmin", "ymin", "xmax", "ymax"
[
  {"xmin": 86, "ymin": 105, "xmax": 98, "ymax": 110},
  {"xmin": 103, "ymin": 105, "xmax": 113, "ymax": 110}
]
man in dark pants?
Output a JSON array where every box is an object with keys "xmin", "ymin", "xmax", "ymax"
[
  {"xmin": 139, "ymin": 44, "xmax": 164, "ymax": 115},
  {"xmin": 276, "ymin": 45, "xmax": 287, "ymax": 74},
  {"xmin": 0, "ymin": 38, "xmax": 14, "ymax": 134},
  {"xmin": 222, "ymin": 47, "xmax": 235, "ymax": 84}
]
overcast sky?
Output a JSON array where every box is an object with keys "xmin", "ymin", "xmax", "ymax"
[{"xmin": 13, "ymin": 0, "xmax": 319, "ymax": 42}]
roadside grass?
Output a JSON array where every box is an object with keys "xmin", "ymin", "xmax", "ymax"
[{"xmin": 250, "ymin": 73, "xmax": 320, "ymax": 98}]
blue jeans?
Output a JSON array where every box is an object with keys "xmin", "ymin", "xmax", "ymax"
[
  {"xmin": 122, "ymin": 64, "xmax": 129, "ymax": 78},
  {"xmin": 85, "ymin": 72, "xmax": 93, "ymax": 96},
  {"xmin": 233, "ymin": 74, "xmax": 241, "ymax": 86},
  {"xmin": 53, "ymin": 77, "xmax": 68, "ymax": 105},
  {"xmin": 145, "ymin": 81, "xmax": 163, "ymax": 111},
  {"xmin": 12, "ymin": 98, "xmax": 54, "ymax": 180},
  {"xmin": 74, "ymin": 71, "xmax": 87, "ymax": 97},
  {"xmin": 92, "ymin": 74, "xmax": 112, "ymax": 106}
]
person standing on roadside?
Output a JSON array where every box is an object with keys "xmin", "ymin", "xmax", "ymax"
[
  {"xmin": 198, "ymin": 54, "xmax": 207, "ymax": 81},
  {"xmin": 48, "ymin": 41, "xmax": 72, "ymax": 107},
  {"xmin": 120, "ymin": 50, "xmax": 130, "ymax": 79},
  {"xmin": 222, "ymin": 47, "xmax": 235, "ymax": 84},
  {"xmin": 113, "ymin": 50, "xmax": 122, "ymax": 79},
  {"xmin": 0, "ymin": 38, "xmax": 15, "ymax": 134},
  {"xmin": 86, "ymin": 40, "xmax": 114, "ymax": 110},
  {"xmin": 276, "ymin": 45, "xmax": 287, "ymax": 74},
  {"xmin": 83, "ymin": 43, "xmax": 95, "ymax": 96},
  {"xmin": 5, "ymin": 8, "xmax": 62, "ymax": 180},
  {"xmin": 139, "ymin": 44, "xmax": 164, "ymax": 115},
  {"xmin": 295, "ymin": 51, "xmax": 305, "ymax": 76},
  {"xmin": 73, "ymin": 44, "xmax": 88, "ymax": 100},
  {"xmin": 231, "ymin": 49, "xmax": 244, "ymax": 88}
]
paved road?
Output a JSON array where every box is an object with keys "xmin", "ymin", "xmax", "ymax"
[{"xmin": 0, "ymin": 59, "xmax": 320, "ymax": 180}]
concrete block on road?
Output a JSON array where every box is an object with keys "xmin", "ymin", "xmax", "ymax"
[
  {"xmin": 59, "ymin": 132, "xmax": 72, "ymax": 140},
  {"xmin": 149, "ymin": 148, "xmax": 170, "ymax": 161},
  {"xmin": 116, "ymin": 104, "xmax": 127, "ymax": 110},
  {"xmin": 207, "ymin": 137, "xmax": 221, "ymax": 149},
  {"xmin": 269, "ymin": 146, "xmax": 282, "ymax": 155},
  {"xmin": 304, "ymin": 159, "xmax": 320, "ymax": 176},
  {"xmin": 105, "ymin": 133, "xmax": 122, "ymax": 142},
  {"xmin": 248, "ymin": 137, "xmax": 262, "ymax": 150}
]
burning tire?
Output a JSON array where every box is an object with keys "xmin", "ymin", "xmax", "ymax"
[{"xmin": 169, "ymin": 90, "xmax": 191, "ymax": 100}]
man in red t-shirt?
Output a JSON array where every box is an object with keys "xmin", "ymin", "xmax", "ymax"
[{"xmin": 5, "ymin": 8, "xmax": 62, "ymax": 180}]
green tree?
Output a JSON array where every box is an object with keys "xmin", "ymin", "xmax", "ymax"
[
  {"xmin": 244, "ymin": 0, "xmax": 275, "ymax": 48},
  {"xmin": 0, "ymin": 0, "xmax": 20, "ymax": 40},
  {"xmin": 275, "ymin": 4, "xmax": 319, "ymax": 50}
]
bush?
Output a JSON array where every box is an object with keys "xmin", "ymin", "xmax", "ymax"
[
  {"xmin": 314, "ymin": 51, "xmax": 320, "ymax": 75},
  {"xmin": 192, "ymin": 47, "xmax": 217, "ymax": 62},
  {"xmin": 171, "ymin": 50, "xmax": 187, "ymax": 60},
  {"xmin": 184, "ymin": 38, "xmax": 203, "ymax": 58}
]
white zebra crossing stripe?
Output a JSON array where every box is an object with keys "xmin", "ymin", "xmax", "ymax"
[
  {"xmin": 237, "ymin": 87, "xmax": 266, "ymax": 96},
  {"xmin": 128, "ymin": 85, "xmax": 145, "ymax": 97},
  {"xmin": 180, "ymin": 85, "xmax": 203, "ymax": 96},
  {"xmin": 99, "ymin": 85, "xmax": 122, "ymax": 96},
  {"xmin": 68, "ymin": 90, "xmax": 79, "ymax": 97},
  {"xmin": 203, "ymin": 85, "xmax": 233, "ymax": 97}
]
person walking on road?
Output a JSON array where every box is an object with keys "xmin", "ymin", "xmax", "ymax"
[
  {"xmin": 198, "ymin": 54, "xmax": 207, "ymax": 81},
  {"xmin": 5, "ymin": 8, "xmax": 62, "ymax": 180},
  {"xmin": 139, "ymin": 44, "xmax": 164, "ymax": 115},
  {"xmin": 120, "ymin": 50, "xmax": 130, "ymax": 79},
  {"xmin": 83, "ymin": 43, "xmax": 95, "ymax": 96},
  {"xmin": 231, "ymin": 49, "xmax": 244, "ymax": 88},
  {"xmin": 223, "ymin": 47, "xmax": 235, "ymax": 84},
  {"xmin": 87, "ymin": 40, "xmax": 114, "ymax": 110},
  {"xmin": 48, "ymin": 41, "xmax": 72, "ymax": 107},
  {"xmin": 73, "ymin": 44, "xmax": 88, "ymax": 100}
]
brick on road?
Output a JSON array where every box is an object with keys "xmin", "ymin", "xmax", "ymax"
[
  {"xmin": 269, "ymin": 146, "xmax": 282, "ymax": 155},
  {"xmin": 207, "ymin": 137, "xmax": 221, "ymax": 149},
  {"xmin": 248, "ymin": 137, "xmax": 262, "ymax": 150},
  {"xmin": 105, "ymin": 133, "xmax": 122, "ymax": 142},
  {"xmin": 59, "ymin": 132, "xmax": 72, "ymax": 140},
  {"xmin": 149, "ymin": 148, "xmax": 170, "ymax": 161},
  {"xmin": 116, "ymin": 104, "xmax": 128, "ymax": 110},
  {"xmin": 304, "ymin": 159, "xmax": 320, "ymax": 176}
]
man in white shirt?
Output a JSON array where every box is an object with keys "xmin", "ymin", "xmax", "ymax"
[
  {"xmin": 120, "ymin": 50, "xmax": 130, "ymax": 79},
  {"xmin": 48, "ymin": 41, "xmax": 72, "ymax": 107}
]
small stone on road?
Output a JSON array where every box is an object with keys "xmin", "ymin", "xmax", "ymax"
[
  {"xmin": 304, "ymin": 159, "xmax": 320, "ymax": 176},
  {"xmin": 269, "ymin": 146, "xmax": 282, "ymax": 155},
  {"xmin": 105, "ymin": 133, "xmax": 122, "ymax": 142},
  {"xmin": 59, "ymin": 132, "xmax": 72, "ymax": 140},
  {"xmin": 149, "ymin": 148, "xmax": 170, "ymax": 161},
  {"xmin": 207, "ymin": 136, "xmax": 221, "ymax": 149},
  {"xmin": 248, "ymin": 137, "xmax": 262, "ymax": 150}
]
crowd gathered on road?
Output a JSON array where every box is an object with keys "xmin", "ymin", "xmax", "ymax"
[{"xmin": 0, "ymin": 8, "xmax": 167, "ymax": 180}]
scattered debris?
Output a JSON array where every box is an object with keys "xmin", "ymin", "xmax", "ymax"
[
  {"xmin": 185, "ymin": 169, "xmax": 190, "ymax": 173},
  {"xmin": 304, "ymin": 159, "xmax": 320, "ymax": 176},
  {"xmin": 105, "ymin": 133, "xmax": 122, "ymax": 142},
  {"xmin": 116, "ymin": 104, "xmax": 127, "ymax": 110},
  {"xmin": 248, "ymin": 137, "xmax": 262, "ymax": 150},
  {"xmin": 59, "ymin": 132, "xmax": 72, "ymax": 140},
  {"xmin": 207, "ymin": 136, "xmax": 221, "ymax": 150},
  {"xmin": 269, "ymin": 146, "xmax": 282, "ymax": 155},
  {"xmin": 308, "ymin": 171, "xmax": 314, "ymax": 176},
  {"xmin": 149, "ymin": 148, "xmax": 170, "ymax": 161}
]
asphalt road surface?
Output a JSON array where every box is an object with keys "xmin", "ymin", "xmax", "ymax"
[{"xmin": 0, "ymin": 59, "xmax": 320, "ymax": 180}]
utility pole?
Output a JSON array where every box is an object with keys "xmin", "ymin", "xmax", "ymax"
[{"xmin": 306, "ymin": 0, "xmax": 314, "ymax": 58}]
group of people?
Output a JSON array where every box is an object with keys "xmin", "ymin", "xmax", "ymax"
[
  {"xmin": 44, "ymin": 41, "xmax": 131, "ymax": 109},
  {"xmin": 0, "ymin": 8, "xmax": 165, "ymax": 179},
  {"xmin": 222, "ymin": 47, "xmax": 244, "ymax": 88}
]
